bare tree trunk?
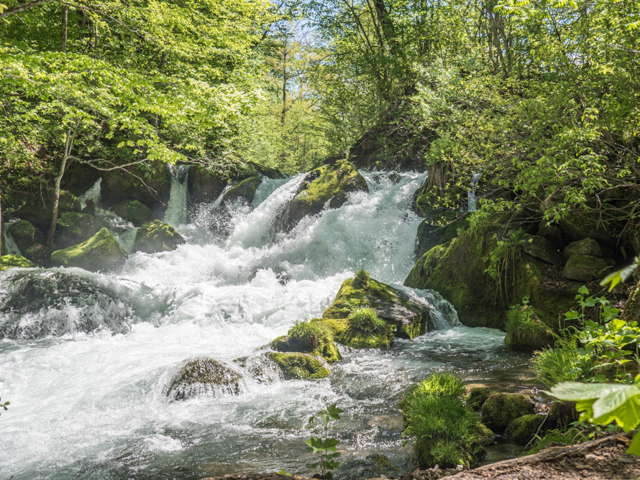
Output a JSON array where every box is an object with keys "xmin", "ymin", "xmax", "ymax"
[
  {"xmin": 61, "ymin": 6, "xmax": 68, "ymax": 53},
  {"xmin": 281, "ymin": 43, "xmax": 288, "ymax": 125}
]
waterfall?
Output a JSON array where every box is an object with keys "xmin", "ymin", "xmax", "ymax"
[
  {"xmin": 2, "ymin": 220, "xmax": 22, "ymax": 255},
  {"xmin": 467, "ymin": 171, "xmax": 482, "ymax": 212},
  {"xmin": 163, "ymin": 165, "xmax": 190, "ymax": 227},
  {"xmin": 78, "ymin": 178, "xmax": 102, "ymax": 210}
]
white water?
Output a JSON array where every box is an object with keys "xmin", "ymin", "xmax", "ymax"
[
  {"xmin": 0, "ymin": 171, "xmax": 533, "ymax": 480},
  {"xmin": 164, "ymin": 165, "xmax": 190, "ymax": 228},
  {"xmin": 2, "ymin": 219, "xmax": 22, "ymax": 255},
  {"xmin": 467, "ymin": 172, "xmax": 482, "ymax": 213}
]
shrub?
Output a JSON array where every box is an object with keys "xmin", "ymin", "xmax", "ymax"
[
  {"xmin": 348, "ymin": 308, "xmax": 389, "ymax": 333},
  {"xmin": 353, "ymin": 269, "xmax": 370, "ymax": 289},
  {"xmin": 289, "ymin": 321, "xmax": 332, "ymax": 351},
  {"xmin": 402, "ymin": 373, "xmax": 482, "ymax": 468}
]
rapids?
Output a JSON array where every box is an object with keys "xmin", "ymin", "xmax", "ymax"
[{"xmin": 0, "ymin": 171, "xmax": 535, "ymax": 479}]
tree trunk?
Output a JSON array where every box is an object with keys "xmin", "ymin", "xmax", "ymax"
[
  {"xmin": 281, "ymin": 45, "xmax": 288, "ymax": 125},
  {"xmin": 61, "ymin": 6, "xmax": 68, "ymax": 53}
]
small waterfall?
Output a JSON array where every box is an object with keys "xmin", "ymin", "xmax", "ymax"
[
  {"xmin": 467, "ymin": 172, "xmax": 482, "ymax": 212},
  {"xmin": 396, "ymin": 285, "xmax": 461, "ymax": 330},
  {"xmin": 78, "ymin": 178, "xmax": 102, "ymax": 210},
  {"xmin": 164, "ymin": 165, "xmax": 190, "ymax": 227},
  {"xmin": 115, "ymin": 227, "xmax": 140, "ymax": 254},
  {"xmin": 2, "ymin": 220, "xmax": 22, "ymax": 255}
]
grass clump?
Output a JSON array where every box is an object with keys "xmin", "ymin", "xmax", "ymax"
[
  {"xmin": 348, "ymin": 308, "xmax": 388, "ymax": 333},
  {"xmin": 505, "ymin": 303, "xmax": 554, "ymax": 351},
  {"xmin": 525, "ymin": 427, "xmax": 589, "ymax": 455},
  {"xmin": 289, "ymin": 320, "xmax": 332, "ymax": 351},
  {"xmin": 401, "ymin": 373, "xmax": 483, "ymax": 468},
  {"xmin": 531, "ymin": 338, "xmax": 581, "ymax": 388}
]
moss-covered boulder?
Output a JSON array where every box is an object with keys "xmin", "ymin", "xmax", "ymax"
[
  {"xmin": 54, "ymin": 212, "xmax": 98, "ymax": 249},
  {"xmin": 267, "ymin": 352, "xmax": 330, "ymax": 380},
  {"xmin": 465, "ymin": 387, "xmax": 492, "ymax": 411},
  {"xmin": 113, "ymin": 200, "xmax": 154, "ymax": 227},
  {"xmin": 505, "ymin": 414, "xmax": 546, "ymax": 445},
  {"xmin": 520, "ymin": 234, "xmax": 564, "ymax": 266},
  {"xmin": 277, "ymin": 160, "xmax": 368, "ymax": 231},
  {"xmin": 505, "ymin": 305, "xmax": 555, "ymax": 351},
  {"xmin": 0, "ymin": 255, "xmax": 39, "ymax": 271},
  {"xmin": 562, "ymin": 254, "xmax": 609, "ymax": 282},
  {"xmin": 134, "ymin": 220, "xmax": 185, "ymax": 253},
  {"xmin": 414, "ymin": 215, "xmax": 468, "ymax": 258},
  {"xmin": 221, "ymin": 176, "xmax": 262, "ymax": 206},
  {"xmin": 547, "ymin": 401, "xmax": 579, "ymax": 429},
  {"xmin": 271, "ymin": 321, "xmax": 341, "ymax": 363},
  {"xmin": 8, "ymin": 220, "xmax": 42, "ymax": 252},
  {"xmin": 50, "ymin": 228, "xmax": 127, "ymax": 272},
  {"xmin": 166, "ymin": 358, "xmax": 244, "ymax": 401},
  {"xmin": 563, "ymin": 238, "xmax": 602, "ymax": 259},
  {"xmin": 16, "ymin": 190, "xmax": 82, "ymax": 231},
  {"xmin": 322, "ymin": 271, "xmax": 438, "ymax": 343},
  {"xmin": 481, "ymin": 393, "xmax": 534, "ymax": 432},
  {"xmin": 24, "ymin": 243, "xmax": 49, "ymax": 265}
]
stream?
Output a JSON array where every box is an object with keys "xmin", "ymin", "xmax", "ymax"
[{"xmin": 0, "ymin": 171, "xmax": 536, "ymax": 479}]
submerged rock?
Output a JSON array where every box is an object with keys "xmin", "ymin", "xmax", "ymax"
[
  {"xmin": 562, "ymin": 254, "xmax": 609, "ymax": 282},
  {"xmin": 113, "ymin": 199, "xmax": 155, "ymax": 227},
  {"xmin": 167, "ymin": 358, "xmax": 244, "ymax": 401},
  {"xmin": 221, "ymin": 176, "xmax": 262, "ymax": 206},
  {"xmin": 134, "ymin": 220, "xmax": 185, "ymax": 253},
  {"xmin": 54, "ymin": 212, "xmax": 98, "ymax": 249},
  {"xmin": 0, "ymin": 254, "xmax": 38, "ymax": 271},
  {"xmin": 267, "ymin": 352, "xmax": 330, "ymax": 380},
  {"xmin": 277, "ymin": 160, "xmax": 368, "ymax": 231},
  {"xmin": 51, "ymin": 228, "xmax": 127, "ymax": 272},
  {"xmin": 481, "ymin": 393, "xmax": 534, "ymax": 432}
]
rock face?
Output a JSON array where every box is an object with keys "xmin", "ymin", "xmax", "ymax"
[
  {"xmin": 0, "ymin": 255, "xmax": 38, "ymax": 271},
  {"xmin": 563, "ymin": 238, "xmax": 602, "ymax": 259},
  {"xmin": 134, "ymin": 220, "xmax": 185, "ymax": 253},
  {"xmin": 481, "ymin": 393, "xmax": 534, "ymax": 432},
  {"xmin": 221, "ymin": 176, "xmax": 262, "ymax": 206},
  {"xmin": 188, "ymin": 167, "xmax": 229, "ymax": 206},
  {"xmin": 50, "ymin": 228, "xmax": 127, "ymax": 272},
  {"xmin": 267, "ymin": 352, "xmax": 330, "ymax": 380},
  {"xmin": 167, "ymin": 358, "xmax": 244, "ymax": 401},
  {"xmin": 54, "ymin": 212, "xmax": 98, "ymax": 249},
  {"xmin": 8, "ymin": 220, "xmax": 42, "ymax": 252},
  {"xmin": 277, "ymin": 160, "xmax": 368, "ymax": 231},
  {"xmin": 562, "ymin": 254, "xmax": 609, "ymax": 282},
  {"xmin": 113, "ymin": 200, "xmax": 154, "ymax": 227}
]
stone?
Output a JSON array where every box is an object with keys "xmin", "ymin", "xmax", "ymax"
[
  {"xmin": 466, "ymin": 387, "xmax": 492, "ymax": 411},
  {"xmin": 547, "ymin": 401, "xmax": 579, "ymax": 429},
  {"xmin": 271, "ymin": 321, "xmax": 341, "ymax": 363},
  {"xmin": 0, "ymin": 255, "xmax": 38, "ymax": 271},
  {"xmin": 520, "ymin": 234, "xmax": 564, "ymax": 266},
  {"xmin": 113, "ymin": 200, "xmax": 155, "ymax": 227},
  {"xmin": 505, "ymin": 414, "xmax": 546, "ymax": 445},
  {"xmin": 167, "ymin": 358, "xmax": 244, "ymax": 401},
  {"xmin": 24, "ymin": 243, "xmax": 49, "ymax": 265},
  {"xmin": 134, "ymin": 220, "xmax": 185, "ymax": 253},
  {"xmin": 221, "ymin": 176, "xmax": 262, "ymax": 206},
  {"xmin": 188, "ymin": 166, "xmax": 228, "ymax": 206},
  {"xmin": 481, "ymin": 393, "xmax": 534, "ymax": 432},
  {"xmin": 562, "ymin": 254, "xmax": 610, "ymax": 282},
  {"xmin": 563, "ymin": 238, "xmax": 602, "ymax": 259},
  {"xmin": 50, "ymin": 228, "xmax": 127, "ymax": 272},
  {"xmin": 414, "ymin": 215, "xmax": 468, "ymax": 258},
  {"xmin": 8, "ymin": 220, "xmax": 42, "ymax": 252},
  {"xmin": 16, "ymin": 190, "xmax": 82, "ymax": 231},
  {"xmin": 54, "ymin": 212, "xmax": 98, "ymax": 249},
  {"xmin": 267, "ymin": 352, "xmax": 330, "ymax": 380}
]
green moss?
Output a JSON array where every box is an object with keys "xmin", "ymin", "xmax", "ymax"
[
  {"xmin": 55, "ymin": 212, "xmax": 98, "ymax": 248},
  {"xmin": 405, "ymin": 244, "xmax": 448, "ymax": 288},
  {"xmin": 166, "ymin": 358, "xmax": 243, "ymax": 401},
  {"xmin": 271, "ymin": 321, "xmax": 341, "ymax": 363},
  {"xmin": 504, "ymin": 304, "xmax": 554, "ymax": 351},
  {"xmin": 8, "ymin": 220, "xmax": 36, "ymax": 251},
  {"xmin": 505, "ymin": 414, "xmax": 546, "ymax": 445},
  {"xmin": 481, "ymin": 393, "xmax": 534, "ymax": 432},
  {"xmin": 465, "ymin": 387, "xmax": 492, "ymax": 411},
  {"xmin": 562, "ymin": 254, "xmax": 610, "ymax": 282},
  {"xmin": 268, "ymin": 352, "xmax": 330, "ymax": 380},
  {"xmin": 50, "ymin": 228, "xmax": 127, "ymax": 272},
  {"xmin": 134, "ymin": 220, "xmax": 185, "ymax": 253},
  {"xmin": 113, "ymin": 200, "xmax": 154, "ymax": 227},
  {"xmin": 0, "ymin": 254, "xmax": 38, "ymax": 271}
]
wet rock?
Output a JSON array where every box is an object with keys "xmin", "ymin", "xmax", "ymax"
[
  {"xmin": 478, "ymin": 423, "xmax": 497, "ymax": 445},
  {"xmin": 563, "ymin": 238, "xmax": 602, "ymax": 259},
  {"xmin": 481, "ymin": 393, "xmax": 534, "ymax": 432},
  {"xmin": 113, "ymin": 199, "xmax": 155, "ymax": 227},
  {"xmin": 414, "ymin": 215, "xmax": 468, "ymax": 258},
  {"xmin": 51, "ymin": 228, "xmax": 127, "ymax": 272},
  {"xmin": 188, "ymin": 166, "xmax": 228, "ymax": 207},
  {"xmin": 134, "ymin": 220, "xmax": 185, "ymax": 253},
  {"xmin": 0, "ymin": 254, "xmax": 38, "ymax": 271},
  {"xmin": 8, "ymin": 220, "xmax": 43, "ymax": 252},
  {"xmin": 267, "ymin": 352, "xmax": 330, "ymax": 380},
  {"xmin": 277, "ymin": 160, "xmax": 368, "ymax": 231},
  {"xmin": 24, "ymin": 243, "xmax": 49, "ymax": 264},
  {"xmin": 520, "ymin": 234, "xmax": 564, "ymax": 266},
  {"xmin": 221, "ymin": 176, "xmax": 262, "ymax": 206},
  {"xmin": 167, "ymin": 358, "xmax": 244, "ymax": 401},
  {"xmin": 54, "ymin": 212, "xmax": 99, "ymax": 249},
  {"xmin": 562, "ymin": 254, "xmax": 609, "ymax": 282},
  {"xmin": 505, "ymin": 414, "xmax": 546, "ymax": 445}
]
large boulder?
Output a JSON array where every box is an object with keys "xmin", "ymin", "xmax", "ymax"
[
  {"xmin": 0, "ymin": 255, "xmax": 38, "ymax": 271},
  {"xmin": 520, "ymin": 234, "xmax": 564, "ymax": 266},
  {"xmin": 113, "ymin": 200, "xmax": 154, "ymax": 227},
  {"xmin": 16, "ymin": 190, "xmax": 81, "ymax": 231},
  {"xmin": 562, "ymin": 254, "xmax": 609, "ymax": 282},
  {"xmin": 267, "ymin": 352, "xmax": 330, "ymax": 380},
  {"xmin": 563, "ymin": 238, "xmax": 602, "ymax": 259},
  {"xmin": 134, "ymin": 220, "xmax": 185, "ymax": 253},
  {"xmin": 54, "ymin": 212, "xmax": 98, "ymax": 249},
  {"xmin": 50, "ymin": 228, "xmax": 127, "ymax": 272},
  {"xmin": 481, "ymin": 393, "xmax": 534, "ymax": 432},
  {"xmin": 221, "ymin": 176, "xmax": 262, "ymax": 206},
  {"xmin": 8, "ymin": 220, "xmax": 43, "ymax": 252},
  {"xmin": 414, "ymin": 216, "xmax": 468, "ymax": 258},
  {"xmin": 277, "ymin": 160, "xmax": 368, "ymax": 231},
  {"xmin": 24, "ymin": 243, "xmax": 49, "ymax": 264},
  {"xmin": 166, "ymin": 358, "xmax": 244, "ymax": 401},
  {"xmin": 505, "ymin": 305, "xmax": 555, "ymax": 351},
  {"xmin": 187, "ymin": 167, "xmax": 228, "ymax": 207}
]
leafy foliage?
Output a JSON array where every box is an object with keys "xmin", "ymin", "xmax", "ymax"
[{"xmin": 305, "ymin": 404, "xmax": 343, "ymax": 479}]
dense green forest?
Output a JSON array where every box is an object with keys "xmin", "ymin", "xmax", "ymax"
[{"xmin": 1, "ymin": 0, "xmax": 640, "ymax": 478}]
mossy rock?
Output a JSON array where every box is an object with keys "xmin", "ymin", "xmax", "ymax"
[
  {"xmin": 505, "ymin": 414, "xmax": 546, "ymax": 445},
  {"xmin": 414, "ymin": 215, "xmax": 469, "ymax": 258},
  {"xmin": 54, "ymin": 212, "xmax": 98, "ymax": 249},
  {"xmin": 322, "ymin": 274, "xmax": 435, "ymax": 341},
  {"xmin": 134, "ymin": 220, "xmax": 185, "ymax": 253},
  {"xmin": 505, "ymin": 306, "xmax": 555, "ymax": 351},
  {"xmin": 166, "ymin": 358, "xmax": 244, "ymax": 401},
  {"xmin": 520, "ymin": 234, "xmax": 564, "ymax": 267},
  {"xmin": 563, "ymin": 238, "xmax": 602, "ymax": 259},
  {"xmin": 16, "ymin": 190, "xmax": 82, "ymax": 231},
  {"xmin": 24, "ymin": 243, "xmax": 49, "ymax": 265},
  {"xmin": 267, "ymin": 352, "xmax": 330, "ymax": 380},
  {"xmin": 0, "ymin": 255, "xmax": 39, "ymax": 271},
  {"xmin": 477, "ymin": 423, "xmax": 497, "ymax": 445},
  {"xmin": 547, "ymin": 401, "xmax": 579, "ymax": 430},
  {"xmin": 277, "ymin": 160, "xmax": 368, "ymax": 231},
  {"xmin": 271, "ymin": 330, "xmax": 341, "ymax": 363},
  {"xmin": 221, "ymin": 176, "xmax": 262, "ymax": 206},
  {"xmin": 8, "ymin": 220, "xmax": 42, "ymax": 252},
  {"xmin": 481, "ymin": 393, "xmax": 534, "ymax": 432},
  {"xmin": 50, "ymin": 228, "xmax": 127, "ymax": 272},
  {"xmin": 465, "ymin": 387, "xmax": 492, "ymax": 411},
  {"xmin": 562, "ymin": 254, "xmax": 610, "ymax": 282},
  {"xmin": 113, "ymin": 200, "xmax": 154, "ymax": 227},
  {"xmin": 246, "ymin": 161, "xmax": 286, "ymax": 179}
]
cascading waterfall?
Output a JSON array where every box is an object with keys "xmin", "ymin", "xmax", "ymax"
[
  {"xmin": 2, "ymin": 219, "xmax": 22, "ymax": 255},
  {"xmin": 164, "ymin": 164, "xmax": 190, "ymax": 228},
  {"xmin": 467, "ymin": 171, "xmax": 482, "ymax": 212},
  {"xmin": 77, "ymin": 177, "xmax": 102, "ymax": 210},
  {"xmin": 0, "ymin": 171, "xmax": 534, "ymax": 480}
]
